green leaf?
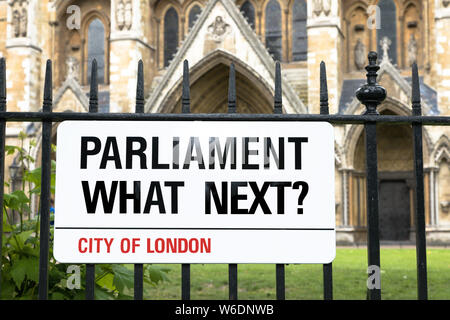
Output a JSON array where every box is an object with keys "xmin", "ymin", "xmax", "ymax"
[
  {"xmin": 24, "ymin": 167, "xmax": 41, "ymax": 186},
  {"xmin": 5, "ymin": 145, "xmax": 21, "ymax": 155},
  {"xmin": 95, "ymin": 287, "xmax": 115, "ymax": 300},
  {"xmin": 10, "ymin": 256, "xmax": 39, "ymax": 287},
  {"xmin": 3, "ymin": 208, "xmax": 12, "ymax": 232},
  {"xmin": 111, "ymin": 264, "xmax": 134, "ymax": 293},
  {"xmin": 0, "ymin": 278, "xmax": 16, "ymax": 299},
  {"xmin": 18, "ymin": 131, "xmax": 27, "ymax": 141},
  {"xmin": 96, "ymin": 272, "xmax": 115, "ymax": 292},
  {"xmin": 147, "ymin": 265, "xmax": 170, "ymax": 284},
  {"xmin": 50, "ymin": 292, "xmax": 66, "ymax": 300},
  {"xmin": 16, "ymin": 230, "xmax": 34, "ymax": 247},
  {"xmin": 11, "ymin": 190, "xmax": 30, "ymax": 204}
]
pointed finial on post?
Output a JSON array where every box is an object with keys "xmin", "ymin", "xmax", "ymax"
[
  {"xmin": 356, "ymin": 52, "xmax": 386, "ymax": 115},
  {"xmin": 320, "ymin": 61, "xmax": 329, "ymax": 115},
  {"xmin": 411, "ymin": 62, "xmax": 422, "ymax": 116},
  {"xmin": 0, "ymin": 58, "xmax": 6, "ymax": 112},
  {"xmin": 182, "ymin": 60, "xmax": 190, "ymax": 114},
  {"xmin": 136, "ymin": 60, "xmax": 144, "ymax": 114},
  {"xmin": 43, "ymin": 60, "xmax": 53, "ymax": 113},
  {"xmin": 274, "ymin": 61, "xmax": 282, "ymax": 114},
  {"xmin": 89, "ymin": 59, "xmax": 98, "ymax": 113}
]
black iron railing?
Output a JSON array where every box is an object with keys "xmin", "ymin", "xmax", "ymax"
[{"xmin": 0, "ymin": 52, "xmax": 449, "ymax": 301}]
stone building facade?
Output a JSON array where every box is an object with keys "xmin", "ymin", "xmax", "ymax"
[{"xmin": 0, "ymin": 0, "xmax": 449, "ymax": 244}]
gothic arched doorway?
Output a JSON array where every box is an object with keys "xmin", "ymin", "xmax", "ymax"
[{"xmin": 352, "ymin": 109, "xmax": 414, "ymax": 241}]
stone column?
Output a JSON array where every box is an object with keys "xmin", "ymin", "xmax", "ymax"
[
  {"xmin": 341, "ymin": 168, "xmax": 350, "ymax": 226},
  {"xmin": 435, "ymin": 0, "xmax": 450, "ymax": 116},
  {"xmin": 307, "ymin": 0, "xmax": 343, "ymax": 114},
  {"xmin": 109, "ymin": 0, "xmax": 154, "ymax": 113},
  {"xmin": 6, "ymin": 0, "xmax": 42, "ymax": 114}
]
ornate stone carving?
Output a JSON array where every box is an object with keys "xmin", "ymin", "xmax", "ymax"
[
  {"xmin": 354, "ymin": 39, "xmax": 366, "ymax": 70},
  {"xmin": 66, "ymin": 56, "xmax": 80, "ymax": 81},
  {"xmin": 117, "ymin": 0, "xmax": 132, "ymax": 31},
  {"xmin": 12, "ymin": 10, "xmax": 20, "ymax": 37},
  {"xmin": 9, "ymin": 0, "xmax": 28, "ymax": 38},
  {"xmin": 20, "ymin": 7, "xmax": 27, "ymax": 37},
  {"xmin": 207, "ymin": 16, "xmax": 230, "ymax": 43},
  {"xmin": 313, "ymin": 0, "xmax": 331, "ymax": 17},
  {"xmin": 117, "ymin": 0, "xmax": 125, "ymax": 30},
  {"xmin": 407, "ymin": 34, "xmax": 418, "ymax": 67},
  {"xmin": 124, "ymin": 0, "xmax": 133, "ymax": 30},
  {"xmin": 380, "ymin": 36, "xmax": 391, "ymax": 63},
  {"xmin": 322, "ymin": 0, "xmax": 331, "ymax": 16}
]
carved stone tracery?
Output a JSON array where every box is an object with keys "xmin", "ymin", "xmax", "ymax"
[
  {"xmin": 9, "ymin": 0, "xmax": 28, "ymax": 38},
  {"xmin": 313, "ymin": 0, "xmax": 331, "ymax": 17},
  {"xmin": 116, "ymin": 0, "xmax": 132, "ymax": 31}
]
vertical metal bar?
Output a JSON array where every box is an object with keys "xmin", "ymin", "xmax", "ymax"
[
  {"xmin": 134, "ymin": 60, "xmax": 145, "ymax": 300},
  {"xmin": 181, "ymin": 60, "xmax": 191, "ymax": 300},
  {"xmin": 411, "ymin": 62, "xmax": 428, "ymax": 300},
  {"xmin": 85, "ymin": 59, "xmax": 98, "ymax": 300},
  {"xmin": 38, "ymin": 60, "xmax": 53, "ymax": 300},
  {"xmin": 320, "ymin": 61, "xmax": 333, "ymax": 300},
  {"xmin": 228, "ymin": 63, "xmax": 238, "ymax": 300},
  {"xmin": 0, "ymin": 58, "xmax": 6, "ymax": 295},
  {"xmin": 274, "ymin": 61, "xmax": 285, "ymax": 300},
  {"xmin": 356, "ymin": 52, "xmax": 386, "ymax": 301}
]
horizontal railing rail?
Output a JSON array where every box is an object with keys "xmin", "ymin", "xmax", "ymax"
[{"xmin": 0, "ymin": 112, "xmax": 448, "ymax": 125}]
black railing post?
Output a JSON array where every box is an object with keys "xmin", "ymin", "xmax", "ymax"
[
  {"xmin": 228, "ymin": 63, "xmax": 238, "ymax": 300},
  {"xmin": 38, "ymin": 60, "xmax": 53, "ymax": 300},
  {"xmin": 274, "ymin": 61, "xmax": 285, "ymax": 301},
  {"xmin": 181, "ymin": 60, "xmax": 191, "ymax": 300},
  {"xmin": 85, "ymin": 59, "xmax": 98, "ymax": 300},
  {"xmin": 411, "ymin": 62, "xmax": 428, "ymax": 300},
  {"xmin": 356, "ymin": 52, "xmax": 386, "ymax": 300},
  {"xmin": 0, "ymin": 58, "xmax": 6, "ymax": 295},
  {"xmin": 320, "ymin": 61, "xmax": 333, "ymax": 301},
  {"xmin": 134, "ymin": 60, "xmax": 145, "ymax": 300}
]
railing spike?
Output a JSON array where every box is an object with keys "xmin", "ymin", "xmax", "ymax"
[
  {"xmin": 228, "ymin": 63, "xmax": 236, "ymax": 114},
  {"xmin": 274, "ymin": 61, "xmax": 282, "ymax": 114},
  {"xmin": 43, "ymin": 60, "xmax": 52, "ymax": 112},
  {"xmin": 320, "ymin": 61, "xmax": 329, "ymax": 115},
  {"xmin": 0, "ymin": 58, "xmax": 6, "ymax": 112},
  {"xmin": 182, "ymin": 60, "xmax": 190, "ymax": 114},
  {"xmin": 136, "ymin": 60, "xmax": 144, "ymax": 114},
  {"xmin": 412, "ymin": 62, "xmax": 421, "ymax": 116},
  {"xmin": 89, "ymin": 59, "xmax": 98, "ymax": 113}
]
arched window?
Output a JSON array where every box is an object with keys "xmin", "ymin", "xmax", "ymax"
[
  {"xmin": 188, "ymin": 5, "xmax": 202, "ymax": 30},
  {"xmin": 87, "ymin": 18, "xmax": 105, "ymax": 84},
  {"xmin": 164, "ymin": 7, "xmax": 179, "ymax": 67},
  {"xmin": 265, "ymin": 0, "xmax": 282, "ymax": 61},
  {"xmin": 377, "ymin": 0, "xmax": 397, "ymax": 64},
  {"xmin": 241, "ymin": 1, "xmax": 255, "ymax": 30},
  {"xmin": 292, "ymin": 0, "xmax": 307, "ymax": 61}
]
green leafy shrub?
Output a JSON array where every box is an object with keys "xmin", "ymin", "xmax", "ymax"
[{"xmin": 1, "ymin": 131, "xmax": 170, "ymax": 299}]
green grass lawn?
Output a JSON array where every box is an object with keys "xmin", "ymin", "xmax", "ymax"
[{"xmin": 144, "ymin": 248, "xmax": 450, "ymax": 300}]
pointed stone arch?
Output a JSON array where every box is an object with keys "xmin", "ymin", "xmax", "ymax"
[
  {"xmin": 432, "ymin": 135, "xmax": 450, "ymax": 166},
  {"xmin": 156, "ymin": 49, "xmax": 274, "ymax": 113},
  {"xmin": 343, "ymin": 98, "xmax": 433, "ymax": 169}
]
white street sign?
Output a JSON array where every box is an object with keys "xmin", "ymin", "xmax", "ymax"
[{"xmin": 54, "ymin": 121, "xmax": 335, "ymax": 264}]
